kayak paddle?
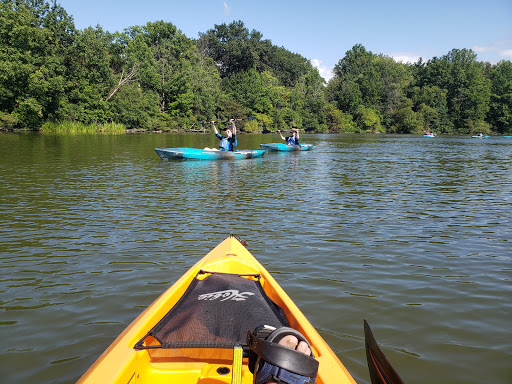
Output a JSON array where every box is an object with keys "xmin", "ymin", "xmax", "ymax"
[{"xmin": 364, "ymin": 319, "xmax": 404, "ymax": 384}]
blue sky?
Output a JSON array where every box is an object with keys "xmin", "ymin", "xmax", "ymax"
[{"xmin": 57, "ymin": 0, "xmax": 512, "ymax": 81}]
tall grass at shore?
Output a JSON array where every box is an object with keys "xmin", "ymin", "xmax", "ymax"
[{"xmin": 40, "ymin": 121, "xmax": 126, "ymax": 134}]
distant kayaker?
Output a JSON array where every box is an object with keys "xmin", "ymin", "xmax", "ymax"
[
  {"xmin": 278, "ymin": 128, "xmax": 300, "ymax": 145},
  {"xmin": 204, "ymin": 119, "xmax": 237, "ymax": 151}
]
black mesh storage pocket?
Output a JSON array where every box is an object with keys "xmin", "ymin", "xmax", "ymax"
[{"xmin": 135, "ymin": 271, "xmax": 288, "ymax": 350}]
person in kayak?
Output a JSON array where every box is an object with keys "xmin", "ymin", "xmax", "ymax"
[
  {"xmin": 206, "ymin": 119, "xmax": 237, "ymax": 151},
  {"xmin": 278, "ymin": 128, "xmax": 300, "ymax": 145}
]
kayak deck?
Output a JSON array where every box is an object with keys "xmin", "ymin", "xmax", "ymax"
[
  {"xmin": 77, "ymin": 236, "xmax": 357, "ymax": 384},
  {"xmin": 155, "ymin": 147, "xmax": 265, "ymax": 160}
]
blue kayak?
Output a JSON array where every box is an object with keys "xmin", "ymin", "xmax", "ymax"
[
  {"xmin": 504, "ymin": 136, "xmax": 512, "ymax": 139},
  {"xmin": 472, "ymin": 135, "xmax": 489, "ymax": 138},
  {"xmin": 260, "ymin": 143, "xmax": 313, "ymax": 152},
  {"xmin": 155, "ymin": 147, "xmax": 265, "ymax": 160}
]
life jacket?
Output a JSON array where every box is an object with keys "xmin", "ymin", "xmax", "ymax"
[
  {"xmin": 286, "ymin": 136, "xmax": 299, "ymax": 146},
  {"xmin": 218, "ymin": 135, "xmax": 237, "ymax": 151}
]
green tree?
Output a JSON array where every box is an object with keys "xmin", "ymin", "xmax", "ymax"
[
  {"xmin": 199, "ymin": 20, "xmax": 314, "ymax": 89},
  {"xmin": 487, "ymin": 60, "xmax": 512, "ymax": 134},
  {"xmin": 409, "ymin": 85, "xmax": 451, "ymax": 132},
  {"xmin": 4, "ymin": 1, "xmax": 509, "ymax": 135},
  {"xmin": 109, "ymin": 82, "xmax": 159, "ymax": 129},
  {"xmin": 66, "ymin": 26, "xmax": 115, "ymax": 123},
  {"xmin": 329, "ymin": 44, "xmax": 415, "ymax": 132},
  {"xmin": 374, "ymin": 56, "xmax": 414, "ymax": 118},
  {"xmin": 355, "ymin": 105, "xmax": 383, "ymax": 133},
  {"xmin": 223, "ymin": 68, "xmax": 273, "ymax": 115},
  {"xmin": 326, "ymin": 77, "xmax": 362, "ymax": 115},
  {"xmin": 323, "ymin": 103, "xmax": 357, "ymax": 133},
  {"xmin": 198, "ymin": 21, "xmax": 257, "ymax": 78},
  {"xmin": 419, "ymin": 49, "xmax": 491, "ymax": 132},
  {"xmin": 333, "ymin": 45, "xmax": 382, "ymax": 108},
  {"xmin": 108, "ymin": 21, "xmax": 197, "ymax": 128},
  {"xmin": 0, "ymin": 0, "xmax": 76, "ymax": 127},
  {"xmin": 189, "ymin": 48, "xmax": 222, "ymax": 123},
  {"xmin": 391, "ymin": 99, "xmax": 423, "ymax": 133},
  {"xmin": 260, "ymin": 44, "xmax": 312, "ymax": 88}
]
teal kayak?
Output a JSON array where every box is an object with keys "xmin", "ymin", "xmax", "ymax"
[
  {"xmin": 155, "ymin": 147, "xmax": 265, "ymax": 160},
  {"xmin": 260, "ymin": 143, "xmax": 313, "ymax": 152},
  {"xmin": 472, "ymin": 135, "xmax": 489, "ymax": 138},
  {"xmin": 504, "ymin": 136, "xmax": 512, "ymax": 139}
]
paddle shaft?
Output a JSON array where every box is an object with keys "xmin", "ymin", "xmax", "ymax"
[{"xmin": 196, "ymin": 116, "xmax": 256, "ymax": 125}]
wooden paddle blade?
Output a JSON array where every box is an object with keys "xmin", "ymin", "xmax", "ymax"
[{"xmin": 364, "ymin": 320, "xmax": 404, "ymax": 384}]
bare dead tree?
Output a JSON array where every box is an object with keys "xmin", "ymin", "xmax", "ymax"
[
  {"xmin": 105, "ymin": 67, "xmax": 137, "ymax": 101},
  {"xmin": 161, "ymin": 60, "xmax": 165, "ymax": 112},
  {"xmin": 196, "ymin": 36, "xmax": 209, "ymax": 72}
]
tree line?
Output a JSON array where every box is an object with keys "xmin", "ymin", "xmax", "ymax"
[{"xmin": 1, "ymin": 0, "xmax": 511, "ymax": 134}]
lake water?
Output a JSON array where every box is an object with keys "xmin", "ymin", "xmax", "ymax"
[{"xmin": 1, "ymin": 132, "xmax": 511, "ymax": 383}]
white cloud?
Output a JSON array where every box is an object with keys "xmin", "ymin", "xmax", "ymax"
[
  {"xmin": 500, "ymin": 49, "xmax": 512, "ymax": 59},
  {"xmin": 473, "ymin": 45, "xmax": 492, "ymax": 53},
  {"xmin": 473, "ymin": 41, "xmax": 512, "ymax": 62},
  {"xmin": 311, "ymin": 59, "xmax": 334, "ymax": 82},
  {"xmin": 393, "ymin": 55, "xmax": 420, "ymax": 64},
  {"xmin": 223, "ymin": 1, "xmax": 231, "ymax": 16}
]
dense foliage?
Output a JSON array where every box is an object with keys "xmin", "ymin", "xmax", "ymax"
[{"xmin": 1, "ymin": 0, "xmax": 511, "ymax": 134}]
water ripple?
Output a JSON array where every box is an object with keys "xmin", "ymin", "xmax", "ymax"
[{"xmin": 1, "ymin": 134, "xmax": 511, "ymax": 383}]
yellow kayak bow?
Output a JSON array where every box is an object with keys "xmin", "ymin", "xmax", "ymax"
[{"xmin": 78, "ymin": 235, "xmax": 402, "ymax": 384}]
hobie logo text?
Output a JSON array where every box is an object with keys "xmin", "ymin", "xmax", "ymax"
[{"xmin": 198, "ymin": 290, "xmax": 255, "ymax": 301}]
